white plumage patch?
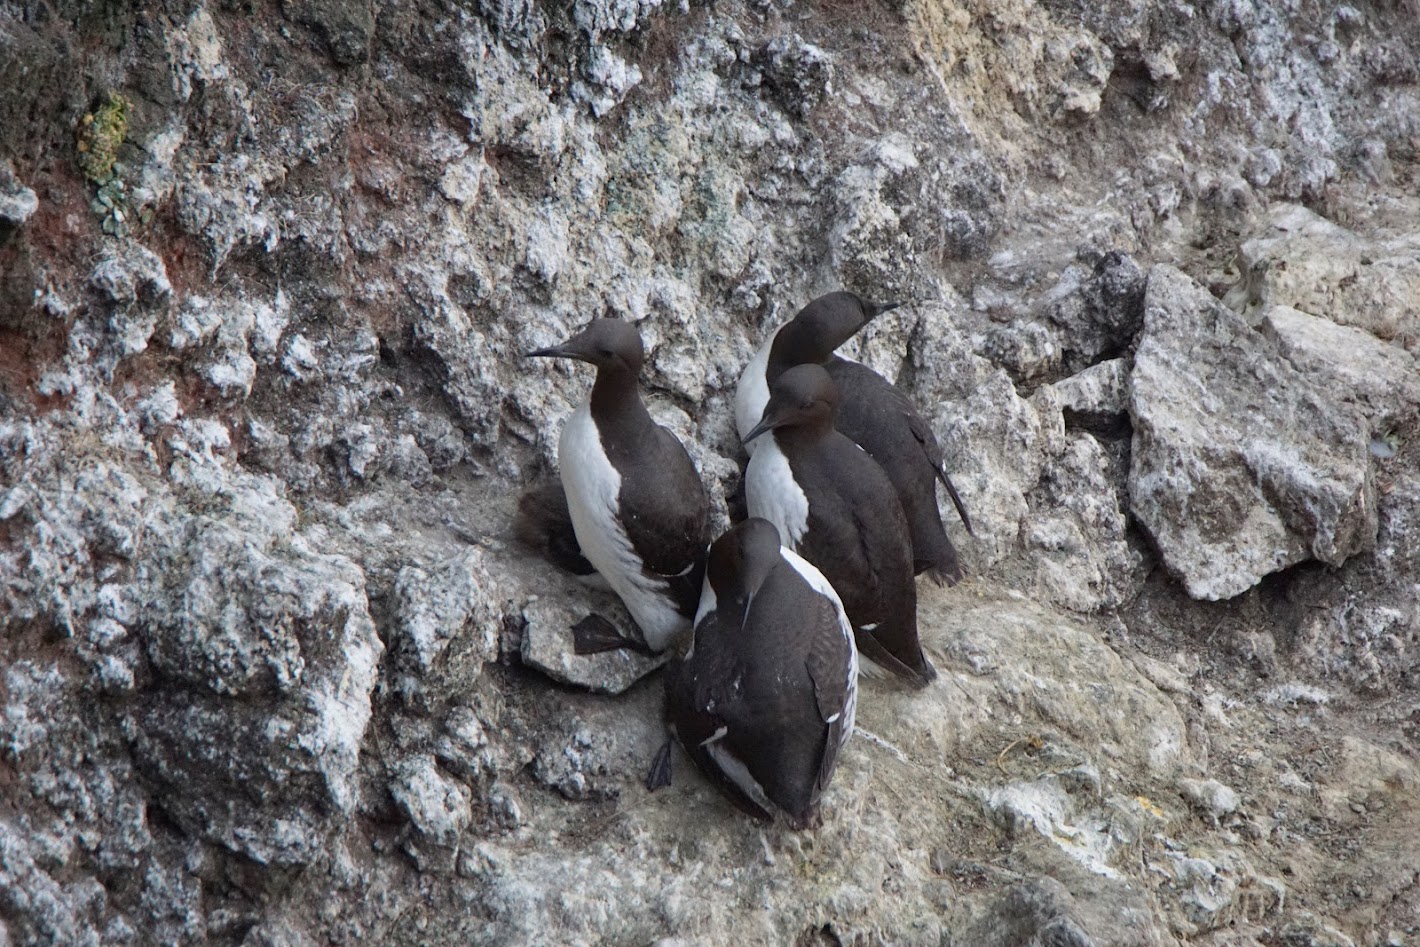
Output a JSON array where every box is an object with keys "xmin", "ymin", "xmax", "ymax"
[
  {"xmin": 853, "ymin": 660, "xmax": 892, "ymax": 682},
  {"xmin": 745, "ymin": 438, "xmax": 810, "ymax": 550},
  {"xmin": 685, "ymin": 576, "xmax": 719, "ymax": 661},
  {"xmin": 559, "ymin": 399, "xmax": 688, "ymax": 652},
  {"xmin": 733, "ymin": 328, "xmax": 778, "ymax": 455},
  {"xmin": 693, "ymin": 575, "xmax": 718, "ymax": 628},
  {"xmin": 572, "ymin": 571, "xmax": 611, "ymax": 592},
  {"xmin": 780, "ymin": 547, "xmax": 858, "ymax": 746},
  {"xmin": 706, "ymin": 741, "xmax": 775, "ymax": 815}
]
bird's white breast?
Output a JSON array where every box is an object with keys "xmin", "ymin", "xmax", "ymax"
[
  {"xmin": 734, "ymin": 328, "xmax": 779, "ymax": 455},
  {"xmin": 745, "ymin": 437, "xmax": 810, "ymax": 551},
  {"xmin": 559, "ymin": 400, "xmax": 687, "ymax": 651},
  {"xmin": 693, "ymin": 576, "xmax": 718, "ymax": 629},
  {"xmin": 685, "ymin": 576, "xmax": 719, "ymax": 662}
]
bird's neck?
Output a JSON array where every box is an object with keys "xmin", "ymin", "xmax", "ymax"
[
  {"xmin": 771, "ymin": 419, "xmax": 834, "ymax": 453},
  {"xmin": 766, "ymin": 325, "xmax": 830, "ymax": 382},
  {"xmin": 589, "ymin": 367, "xmax": 653, "ymax": 437}
]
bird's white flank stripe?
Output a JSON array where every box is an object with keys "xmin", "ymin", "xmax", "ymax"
[
  {"xmin": 706, "ymin": 741, "xmax": 776, "ymax": 815},
  {"xmin": 559, "ymin": 399, "xmax": 687, "ymax": 652},
  {"xmin": 685, "ymin": 571, "xmax": 722, "ymax": 662},
  {"xmin": 780, "ymin": 546, "xmax": 858, "ymax": 744},
  {"xmin": 746, "ymin": 438, "xmax": 810, "ymax": 550},
  {"xmin": 694, "ymin": 575, "xmax": 718, "ymax": 628}
]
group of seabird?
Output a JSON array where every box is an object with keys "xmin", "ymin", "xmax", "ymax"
[{"xmin": 523, "ymin": 292, "xmax": 972, "ymax": 829}]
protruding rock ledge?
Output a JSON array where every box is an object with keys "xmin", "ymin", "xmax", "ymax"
[
  {"xmin": 520, "ymin": 596, "xmax": 668, "ymax": 695},
  {"xmin": 1128, "ymin": 265, "xmax": 1377, "ymax": 601}
]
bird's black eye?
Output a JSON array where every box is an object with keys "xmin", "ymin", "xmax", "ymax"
[{"xmin": 600, "ymin": 348, "xmax": 615, "ymax": 358}]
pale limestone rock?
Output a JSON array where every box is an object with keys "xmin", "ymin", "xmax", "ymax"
[
  {"xmin": 520, "ymin": 596, "xmax": 667, "ymax": 694},
  {"xmin": 1178, "ymin": 778, "xmax": 1241, "ymax": 824},
  {"xmin": 1228, "ymin": 203, "xmax": 1420, "ymax": 350},
  {"xmin": 390, "ymin": 548, "xmax": 503, "ymax": 679},
  {"xmin": 1049, "ymin": 358, "xmax": 1129, "ymax": 422},
  {"xmin": 0, "ymin": 160, "xmax": 38, "ymax": 229},
  {"xmin": 393, "ymin": 760, "xmax": 474, "ymax": 843},
  {"xmin": 1263, "ymin": 304, "xmax": 1420, "ymax": 428},
  {"xmin": 1129, "ymin": 265, "xmax": 1377, "ymax": 600},
  {"xmin": 1025, "ymin": 429, "xmax": 1145, "ymax": 611}
]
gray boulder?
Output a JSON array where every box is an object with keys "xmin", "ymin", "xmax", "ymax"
[
  {"xmin": 1263, "ymin": 304, "xmax": 1420, "ymax": 431},
  {"xmin": 1227, "ymin": 204, "xmax": 1420, "ymax": 351},
  {"xmin": 1129, "ymin": 265, "xmax": 1377, "ymax": 600},
  {"xmin": 130, "ymin": 515, "xmax": 382, "ymax": 866}
]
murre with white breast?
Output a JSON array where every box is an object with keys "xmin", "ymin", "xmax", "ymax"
[
  {"xmin": 527, "ymin": 318, "xmax": 711, "ymax": 655},
  {"xmin": 647, "ymin": 518, "xmax": 857, "ymax": 829},
  {"xmin": 735, "ymin": 291, "xmax": 973, "ymax": 585},
  {"xmin": 743, "ymin": 363, "xmax": 937, "ymax": 687}
]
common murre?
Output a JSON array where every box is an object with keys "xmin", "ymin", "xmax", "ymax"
[
  {"xmin": 648, "ymin": 518, "xmax": 858, "ymax": 828},
  {"xmin": 527, "ymin": 318, "xmax": 711, "ymax": 655},
  {"xmin": 743, "ymin": 363, "xmax": 937, "ymax": 687},
  {"xmin": 734, "ymin": 291, "xmax": 973, "ymax": 585}
]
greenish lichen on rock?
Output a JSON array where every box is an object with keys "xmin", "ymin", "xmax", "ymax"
[{"xmin": 75, "ymin": 91, "xmax": 130, "ymax": 184}]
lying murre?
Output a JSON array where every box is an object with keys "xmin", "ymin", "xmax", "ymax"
[{"xmin": 648, "ymin": 518, "xmax": 857, "ymax": 829}]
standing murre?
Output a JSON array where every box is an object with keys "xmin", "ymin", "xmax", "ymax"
[
  {"xmin": 743, "ymin": 363, "xmax": 936, "ymax": 687},
  {"xmin": 526, "ymin": 318, "xmax": 711, "ymax": 655},
  {"xmin": 734, "ymin": 292, "xmax": 897, "ymax": 453},
  {"xmin": 734, "ymin": 291, "xmax": 974, "ymax": 585},
  {"xmin": 647, "ymin": 518, "xmax": 857, "ymax": 829}
]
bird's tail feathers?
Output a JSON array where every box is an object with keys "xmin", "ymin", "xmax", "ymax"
[
  {"xmin": 853, "ymin": 627, "xmax": 936, "ymax": 689},
  {"xmin": 934, "ymin": 467, "xmax": 975, "ymax": 536}
]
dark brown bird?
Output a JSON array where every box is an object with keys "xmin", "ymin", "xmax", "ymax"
[
  {"xmin": 742, "ymin": 363, "xmax": 936, "ymax": 687},
  {"xmin": 648, "ymin": 518, "xmax": 857, "ymax": 828},
  {"xmin": 735, "ymin": 291, "xmax": 973, "ymax": 585},
  {"xmin": 527, "ymin": 319, "xmax": 711, "ymax": 655}
]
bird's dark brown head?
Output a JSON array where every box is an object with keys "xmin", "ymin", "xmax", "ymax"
[
  {"xmin": 526, "ymin": 318, "xmax": 645, "ymax": 374},
  {"xmin": 706, "ymin": 518, "xmax": 783, "ymax": 604},
  {"xmin": 768, "ymin": 291, "xmax": 898, "ymax": 372},
  {"xmin": 743, "ymin": 363, "xmax": 839, "ymax": 443}
]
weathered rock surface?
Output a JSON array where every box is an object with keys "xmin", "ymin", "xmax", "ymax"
[
  {"xmin": 519, "ymin": 594, "xmax": 667, "ymax": 694},
  {"xmin": 1048, "ymin": 357, "xmax": 1130, "ymax": 427},
  {"xmin": 1025, "ymin": 426, "xmax": 1146, "ymax": 612},
  {"xmin": 387, "ymin": 548, "xmax": 504, "ymax": 700},
  {"xmin": 0, "ymin": 160, "xmax": 39, "ymax": 237},
  {"xmin": 1227, "ymin": 203, "xmax": 1420, "ymax": 350},
  {"xmin": 1263, "ymin": 304, "xmax": 1420, "ymax": 431},
  {"xmin": 3, "ymin": 0, "xmax": 1420, "ymax": 943},
  {"xmin": 1129, "ymin": 265, "xmax": 1378, "ymax": 601}
]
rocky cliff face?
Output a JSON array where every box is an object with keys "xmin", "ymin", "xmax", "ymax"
[{"xmin": 2, "ymin": 1, "xmax": 1419, "ymax": 943}]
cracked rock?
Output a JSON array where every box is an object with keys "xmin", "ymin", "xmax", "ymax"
[
  {"xmin": 1128, "ymin": 265, "xmax": 1377, "ymax": 600},
  {"xmin": 1228, "ymin": 204, "xmax": 1420, "ymax": 351},
  {"xmin": 1262, "ymin": 304, "xmax": 1420, "ymax": 429}
]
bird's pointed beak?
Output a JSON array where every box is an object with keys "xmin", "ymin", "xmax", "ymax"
[
  {"xmin": 865, "ymin": 300, "xmax": 901, "ymax": 321},
  {"xmin": 743, "ymin": 418, "xmax": 774, "ymax": 443},
  {"xmin": 743, "ymin": 404, "xmax": 787, "ymax": 444},
  {"xmin": 525, "ymin": 337, "xmax": 594, "ymax": 363}
]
